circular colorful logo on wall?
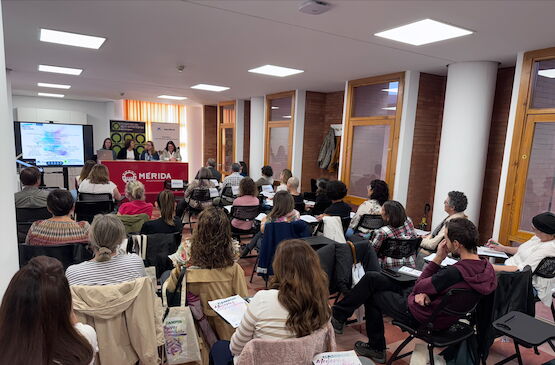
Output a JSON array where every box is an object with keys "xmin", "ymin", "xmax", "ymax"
[{"xmin": 122, "ymin": 170, "xmax": 137, "ymax": 183}]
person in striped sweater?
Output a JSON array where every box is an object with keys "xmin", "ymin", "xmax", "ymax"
[{"xmin": 25, "ymin": 189, "xmax": 90, "ymax": 246}]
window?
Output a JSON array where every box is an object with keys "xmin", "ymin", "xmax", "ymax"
[
  {"xmin": 341, "ymin": 73, "xmax": 404, "ymax": 205},
  {"xmin": 217, "ymin": 101, "xmax": 236, "ymax": 174},
  {"xmin": 265, "ymin": 91, "xmax": 295, "ymax": 179},
  {"xmin": 500, "ymin": 47, "xmax": 555, "ymax": 244}
]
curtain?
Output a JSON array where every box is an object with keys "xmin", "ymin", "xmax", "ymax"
[{"xmin": 123, "ymin": 100, "xmax": 187, "ymax": 157}]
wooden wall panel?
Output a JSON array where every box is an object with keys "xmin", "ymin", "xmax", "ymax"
[
  {"xmin": 243, "ymin": 100, "xmax": 251, "ymax": 168},
  {"xmin": 203, "ymin": 105, "xmax": 217, "ymax": 163}
]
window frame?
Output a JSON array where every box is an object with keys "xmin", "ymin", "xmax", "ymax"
[
  {"xmin": 341, "ymin": 72, "xmax": 405, "ymax": 205},
  {"xmin": 264, "ymin": 91, "xmax": 295, "ymax": 172}
]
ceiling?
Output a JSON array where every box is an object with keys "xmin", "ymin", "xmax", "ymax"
[{"xmin": 4, "ymin": 0, "xmax": 555, "ymax": 106}]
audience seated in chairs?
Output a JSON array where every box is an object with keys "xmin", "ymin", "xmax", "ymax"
[
  {"xmin": 331, "ymin": 218, "xmax": 497, "ymax": 364},
  {"xmin": 317, "ymin": 180, "xmax": 351, "ymax": 220},
  {"xmin": 25, "ymin": 189, "xmax": 90, "ymax": 246},
  {"xmin": 66, "ymin": 214, "xmax": 147, "ymax": 286},
  {"xmin": 176, "ymin": 166, "xmax": 216, "ymax": 217},
  {"xmin": 0, "ymin": 256, "xmax": 98, "ymax": 365},
  {"xmin": 242, "ymin": 190, "xmax": 300, "ymax": 257},
  {"xmin": 239, "ymin": 161, "xmax": 248, "ymax": 177},
  {"xmin": 275, "ymin": 168, "xmax": 292, "ymax": 192},
  {"xmin": 308, "ymin": 178, "xmax": 332, "ymax": 216},
  {"xmin": 14, "ymin": 166, "xmax": 49, "ymax": 208},
  {"xmin": 490, "ymin": 211, "xmax": 555, "ymax": 307},
  {"xmin": 75, "ymin": 160, "xmax": 96, "ymax": 190},
  {"xmin": 347, "ymin": 179, "xmax": 389, "ymax": 239},
  {"xmin": 255, "ymin": 165, "xmax": 274, "ymax": 188},
  {"xmin": 16, "ymin": 205, "xmax": 51, "ymax": 243},
  {"xmin": 117, "ymin": 180, "xmax": 153, "ymax": 218},
  {"xmin": 165, "ymin": 207, "xmax": 246, "ymax": 340},
  {"xmin": 231, "ymin": 177, "xmax": 260, "ymax": 232},
  {"xmin": 78, "ymin": 164, "xmax": 122, "ymax": 201},
  {"xmin": 286, "ymin": 176, "xmax": 305, "ymax": 213},
  {"xmin": 210, "ymin": 239, "xmax": 332, "ymax": 365},
  {"xmin": 141, "ymin": 190, "xmax": 183, "ymax": 234},
  {"xmin": 220, "ymin": 162, "xmax": 244, "ymax": 204},
  {"xmin": 419, "ymin": 191, "xmax": 468, "ymax": 254}
]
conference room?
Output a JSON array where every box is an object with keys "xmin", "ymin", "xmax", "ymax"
[{"xmin": 1, "ymin": 1, "xmax": 555, "ymax": 364}]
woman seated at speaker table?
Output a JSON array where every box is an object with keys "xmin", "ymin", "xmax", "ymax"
[
  {"xmin": 99, "ymin": 137, "xmax": 117, "ymax": 160},
  {"xmin": 420, "ymin": 191, "xmax": 468, "ymax": 254},
  {"xmin": 316, "ymin": 180, "xmax": 352, "ymax": 220},
  {"xmin": 0, "ymin": 256, "xmax": 98, "ymax": 365},
  {"xmin": 275, "ymin": 168, "xmax": 292, "ymax": 192},
  {"xmin": 139, "ymin": 140, "xmax": 160, "ymax": 161},
  {"xmin": 210, "ymin": 239, "xmax": 331, "ymax": 365},
  {"xmin": 346, "ymin": 179, "xmax": 389, "ymax": 238},
  {"xmin": 66, "ymin": 214, "xmax": 147, "ymax": 286},
  {"xmin": 160, "ymin": 140, "xmax": 181, "ymax": 161},
  {"xmin": 117, "ymin": 181, "xmax": 153, "ymax": 218},
  {"xmin": 141, "ymin": 190, "xmax": 183, "ymax": 234},
  {"xmin": 75, "ymin": 160, "xmax": 96, "ymax": 190},
  {"xmin": 78, "ymin": 164, "xmax": 122, "ymax": 201},
  {"xmin": 368, "ymin": 200, "xmax": 419, "ymax": 269},
  {"xmin": 25, "ymin": 189, "xmax": 90, "ymax": 246},
  {"xmin": 488, "ymin": 212, "xmax": 555, "ymax": 306},
  {"xmin": 176, "ymin": 167, "xmax": 216, "ymax": 217},
  {"xmin": 116, "ymin": 139, "xmax": 139, "ymax": 160},
  {"xmin": 255, "ymin": 165, "xmax": 274, "ymax": 188},
  {"xmin": 231, "ymin": 177, "xmax": 260, "ymax": 231}
]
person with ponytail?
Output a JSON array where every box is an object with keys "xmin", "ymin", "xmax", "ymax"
[
  {"xmin": 66, "ymin": 214, "xmax": 147, "ymax": 286},
  {"xmin": 118, "ymin": 180, "xmax": 153, "ymax": 218},
  {"xmin": 141, "ymin": 190, "xmax": 183, "ymax": 234},
  {"xmin": 210, "ymin": 239, "xmax": 331, "ymax": 364},
  {"xmin": 0, "ymin": 256, "xmax": 98, "ymax": 365}
]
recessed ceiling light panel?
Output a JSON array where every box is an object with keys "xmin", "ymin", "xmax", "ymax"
[
  {"xmin": 40, "ymin": 28, "xmax": 106, "ymax": 49},
  {"xmin": 38, "ymin": 64, "xmax": 83, "ymax": 75},
  {"xmin": 248, "ymin": 64, "xmax": 304, "ymax": 77},
  {"xmin": 538, "ymin": 69, "xmax": 555, "ymax": 78},
  {"xmin": 374, "ymin": 19, "xmax": 473, "ymax": 46},
  {"xmin": 37, "ymin": 82, "xmax": 71, "ymax": 89},
  {"xmin": 191, "ymin": 84, "xmax": 230, "ymax": 92},
  {"xmin": 158, "ymin": 95, "xmax": 188, "ymax": 100},
  {"xmin": 38, "ymin": 92, "xmax": 64, "ymax": 98}
]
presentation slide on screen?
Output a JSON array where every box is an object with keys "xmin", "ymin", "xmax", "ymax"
[{"xmin": 20, "ymin": 123, "xmax": 84, "ymax": 166}]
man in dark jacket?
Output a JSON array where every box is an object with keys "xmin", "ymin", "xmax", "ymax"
[{"xmin": 331, "ymin": 218, "xmax": 497, "ymax": 364}]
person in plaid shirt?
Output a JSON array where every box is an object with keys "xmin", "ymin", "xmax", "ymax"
[{"xmin": 369, "ymin": 200, "xmax": 418, "ymax": 269}]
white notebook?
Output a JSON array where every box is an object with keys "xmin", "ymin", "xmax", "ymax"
[
  {"xmin": 477, "ymin": 246, "xmax": 508, "ymax": 259},
  {"xmin": 300, "ymin": 215, "xmax": 319, "ymax": 223},
  {"xmin": 424, "ymin": 253, "xmax": 458, "ymax": 266},
  {"xmin": 208, "ymin": 295, "xmax": 248, "ymax": 328},
  {"xmin": 312, "ymin": 351, "xmax": 362, "ymax": 365},
  {"xmin": 398, "ymin": 266, "xmax": 423, "ymax": 278}
]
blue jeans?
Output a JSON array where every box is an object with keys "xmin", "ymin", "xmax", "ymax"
[
  {"xmin": 345, "ymin": 228, "xmax": 355, "ymax": 238},
  {"xmin": 210, "ymin": 340, "xmax": 233, "ymax": 365}
]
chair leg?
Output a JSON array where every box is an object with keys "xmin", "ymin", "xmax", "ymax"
[
  {"xmin": 514, "ymin": 342, "xmax": 523, "ymax": 365},
  {"xmin": 386, "ymin": 335, "xmax": 414, "ymax": 365},
  {"xmin": 250, "ymin": 255, "xmax": 259, "ymax": 283},
  {"xmin": 428, "ymin": 344, "xmax": 435, "ymax": 365}
]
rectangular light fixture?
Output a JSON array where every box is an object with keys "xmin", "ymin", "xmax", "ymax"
[
  {"xmin": 248, "ymin": 64, "xmax": 304, "ymax": 77},
  {"xmin": 40, "ymin": 28, "xmax": 106, "ymax": 49},
  {"xmin": 374, "ymin": 19, "xmax": 473, "ymax": 46},
  {"xmin": 382, "ymin": 107, "xmax": 396, "ymax": 111},
  {"xmin": 191, "ymin": 84, "xmax": 230, "ymax": 92},
  {"xmin": 38, "ymin": 92, "xmax": 64, "ymax": 98},
  {"xmin": 38, "ymin": 64, "xmax": 83, "ymax": 75},
  {"xmin": 37, "ymin": 82, "xmax": 71, "ymax": 89},
  {"xmin": 158, "ymin": 95, "xmax": 188, "ymax": 100},
  {"xmin": 538, "ymin": 69, "xmax": 555, "ymax": 78}
]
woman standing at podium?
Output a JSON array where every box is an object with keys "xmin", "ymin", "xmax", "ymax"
[
  {"xmin": 139, "ymin": 141, "xmax": 160, "ymax": 161},
  {"xmin": 161, "ymin": 141, "xmax": 181, "ymax": 161},
  {"xmin": 116, "ymin": 139, "xmax": 139, "ymax": 160}
]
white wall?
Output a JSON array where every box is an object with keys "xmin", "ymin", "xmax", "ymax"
[
  {"xmin": 11, "ymin": 95, "xmax": 113, "ymax": 150},
  {"xmin": 186, "ymin": 105, "xmax": 203, "ymax": 181},
  {"xmin": 249, "ymin": 97, "xmax": 265, "ymax": 180},
  {"xmin": 0, "ymin": 3, "xmax": 20, "ymax": 298},
  {"xmin": 235, "ymin": 99, "xmax": 244, "ymax": 162},
  {"xmin": 291, "ymin": 90, "xmax": 306, "ymax": 190}
]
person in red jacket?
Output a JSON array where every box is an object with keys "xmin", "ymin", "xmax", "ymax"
[{"xmin": 331, "ymin": 218, "xmax": 497, "ymax": 364}]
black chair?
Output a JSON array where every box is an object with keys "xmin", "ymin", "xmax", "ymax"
[
  {"xmin": 355, "ymin": 214, "xmax": 384, "ymax": 233},
  {"xmin": 230, "ymin": 205, "xmax": 261, "ymax": 241},
  {"xmin": 182, "ymin": 188, "xmax": 215, "ymax": 230},
  {"xmin": 294, "ymin": 200, "xmax": 306, "ymax": 215},
  {"xmin": 78, "ymin": 193, "xmax": 113, "ymax": 201},
  {"xmin": 314, "ymin": 216, "xmax": 352, "ymax": 236},
  {"xmin": 221, "ymin": 185, "xmax": 238, "ymax": 201},
  {"xmin": 533, "ymin": 256, "xmax": 555, "ymax": 320},
  {"xmin": 75, "ymin": 200, "xmax": 115, "ymax": 223},
  {"xmin": 15, "ymin": 207, "xmax": 52, "ymax": 242},
  {"xmin": 377, "ymin": 237, "xmax": 422, "ymax": 265},
  {"xmin": 387, "ymin": 288, "xmax": 482, "ymax": 365},
  {"xmin": 128, "ymin": 232, "xmax": 181, "ymax": 278},
  {"xmin": 18, "ymin": 242, "xmax": 93, "ymax": 269}
]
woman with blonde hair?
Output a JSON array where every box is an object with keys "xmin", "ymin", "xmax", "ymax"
[
  {"xmin": 118, "ymin": 180, "xmax": 153, "ymax": 218},
  {"xmin": 76, "ymin": 160, "xmax": 96, "ymax": 189},
  {"xmin": 66, "ymin": 214, "xmax": 147, "ymax": 286},
  {"xmin": 275, "ymin": 168, "xmax": 292, "ymax": 192},
  {"xmin": 211, "ymin": 239, "xmax": 331, "ymax": 364},
  {"xmin": 141, "ymin": 190, "xmax": 183, "ymax": 234},
  {"xmin": 78, "ymin": 164, "xmax": 122, "ymax": 201}
]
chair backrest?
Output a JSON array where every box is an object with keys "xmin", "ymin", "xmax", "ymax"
[
  {"xmin": 74, "ymin": 200, "xmax": 114, "ymax": 223},
  {"xmin": 294, "ymin": 201, "xmax": 306, "ymax": 214},
  {"xmin": 18, "ymin": 242, "xmax": 93, "ymax": 269},
  {"xmin": 357, "ymin": 214, "xmax": 384, "ymax": 231},
  {"xmin": 426, "ymin": 288, "xmax": 481, "ymax": 331},
  {"xmin": 533, "ymin": 256, "xmax": 555, "ymax": 279},
  {"xmin": 78, "ymin": 192, "xmax": 113, "ymax": 201},
  {"xmin": 341, "ymin": 217, "xmax": 351, "ymax": 233},
  {"xmin": 221, "ymin": 185, "xmax": 238, "ymax": 198},
  {"xmin": 231, "ymin": 205, "xmax": 260, "ymax": 221},
  {"xmin": 378, "ymin": 237, "xmax": 422, "ymax": 259},
  {"xmin": 15, "ymin": 207, "xmax": 52, "ymax": 243},
  {"xmin": 190, "ymin": 188, "xmax": 212, "ymax": 202},
  {"xmin": 129, "ymin": 232, "xmax": 181, "ymax": 278}
]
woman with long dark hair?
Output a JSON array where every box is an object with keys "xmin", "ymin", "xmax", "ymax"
[
  {"xmin": 347, "ymin": 179, "xmax": 389, "ymax": 238},
  {"xmin": 116, "ymin": 139, "xmax": 139, "ymax": 160},
  {"xmin": 141, "ymin": 190, "xmax": 183, "ymax": 234},
  {"xmin": 0, "ymin": 256, "xmax": 97, "ymax": 365},
  {"xmin": 210, "ymin": 239, "xmax": 331, "ymax": 364},
  {"xmin": 161, "ymin": 140, "xmax": 182, "ymax": 161},
  {"xmin": 99, "ymin": 138, "xmax": 117, "ymax": 160}
]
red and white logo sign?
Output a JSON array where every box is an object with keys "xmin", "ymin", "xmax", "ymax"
[{"xmin": 122, "ymin": 170, "xmax": 138, "ymax": 183}]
